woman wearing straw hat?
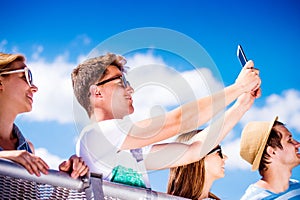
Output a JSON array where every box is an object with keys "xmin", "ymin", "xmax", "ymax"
[
  {"xmin": 240, "ymin": 117, "xmax": 300, "ymax": 199},
  {"xmin": 0, "ymin": 52, "xmax": 88, "ymax": 178}
]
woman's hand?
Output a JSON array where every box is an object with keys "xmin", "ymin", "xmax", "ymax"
[{"xmin": 0, "ymin": 150, "xmax": 49, "ymax": 176}]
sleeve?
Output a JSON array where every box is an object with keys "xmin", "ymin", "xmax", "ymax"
[{"xmin": 76, "ymin": 120, "xmax": 132, "ymax": 180}]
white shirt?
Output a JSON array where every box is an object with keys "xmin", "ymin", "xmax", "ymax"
[{"xmin": 76, "ymin": 119, "xmax": 151, "ymax": 188}]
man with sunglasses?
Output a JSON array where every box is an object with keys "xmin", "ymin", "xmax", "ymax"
[
  {"xmin": 0, "ymin": 52, "xmax": 88, "ymax": 179},
  {"xmin": 72, "ymin": 52, "xmax": 261, "ymax": 189}
]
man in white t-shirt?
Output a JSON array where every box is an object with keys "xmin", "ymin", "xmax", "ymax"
[{"xmin": 71, "ymin": 53, "xmax": 261, "ymax": 188}]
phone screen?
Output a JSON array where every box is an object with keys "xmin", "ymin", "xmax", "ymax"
[{"xmin": 237, "ymin": 45, "xmax": 248, "ymax": 67}]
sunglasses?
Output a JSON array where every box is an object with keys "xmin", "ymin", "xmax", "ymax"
[
  {"xmin": 0, "ymin": 67, "xmax": 33, "ymax": 87},
  {"xmin": 95, "ymin": 73, "xmax": 130, "ymax": 88},
  {"xmin": 207, "ymin": 145, "xmax": 223, "ymax": 159}
]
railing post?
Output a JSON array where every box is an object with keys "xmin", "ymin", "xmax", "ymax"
[{"xmin": 84, "ymin": 173, "xmax": 104, "ymax": 200}]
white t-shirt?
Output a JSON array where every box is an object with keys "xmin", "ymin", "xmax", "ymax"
[{"xmin": 76, "ymin": 119, "xmax": 151, "ymax": 188}]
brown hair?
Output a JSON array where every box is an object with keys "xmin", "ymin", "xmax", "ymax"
[
  {"xmin": 167, "ymin": 130, "xmax": 220, "ymax": 200},
  {"xmin": 259, "ymin": 121, "xmax": 284, "ymax": 175},
  {"xmin": 71, "ymin": 53, "xmax": 126, "ymax": 117}
]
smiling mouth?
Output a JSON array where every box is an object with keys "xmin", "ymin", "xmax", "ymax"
[{"xmin": 27, "ymin": 95, "xmax": 33, "ymax": 103}]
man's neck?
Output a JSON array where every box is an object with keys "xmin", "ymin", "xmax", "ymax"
[{"xmin": 257, "ymin": 166, "xmax": 292, "ymax": 193}]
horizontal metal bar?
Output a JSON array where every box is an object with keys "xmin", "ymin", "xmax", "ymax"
[
  {"xmin": 0, "ymin": 158, "xmax": 88, "ymax": 190},
  {"xmin": 102, "ymin": 180, "xmax": 189, "ymax": 200}
]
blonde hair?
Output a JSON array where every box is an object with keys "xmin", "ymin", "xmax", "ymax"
[
  {"xmin": 71, "ymin": 53, "xmax": 126, "ymax": 117},
  {"xmin": 167, "ymin": 130, "xmax": 220, "ymax": 200}
]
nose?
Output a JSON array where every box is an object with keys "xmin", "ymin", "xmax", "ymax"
[
  {"xmin": 126, "ymin": 85, "xmax": 134, "ymax": 94},
  {"xmin": 294, "ymin": 139, "xmax": 300, "ymax": 147},
  {"xmin": 223, "ymin": 154, "xmax": 228, "ymax": 160},
  {"xmin": 31, "ymin": 84, "xmax": 38, "ymax": 93}
]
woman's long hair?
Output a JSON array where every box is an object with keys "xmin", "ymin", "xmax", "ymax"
[{"xmin": 167, "ymin": 130, "xmax": 220, "ymax": 200}]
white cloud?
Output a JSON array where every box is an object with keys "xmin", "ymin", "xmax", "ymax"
[
  {"xmin": 240, "ymin": 89, "xmax": 300, "ymax": 132},
  {"xmin": 24, "ymin": 55, "xmax": 76, "ymax": 123},
  {"xmin": 35, "ymin": 148, "xmax": 65, "ymax": 170}
]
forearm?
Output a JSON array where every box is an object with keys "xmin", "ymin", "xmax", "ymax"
[
  {"xmin": 175, "ymin": 82, "xmax": 244, "ymax": 134},
  {"xmin": 145, "ymin": 141, "xmax": 202, "ymax": 170},
  {"xmin": 188, "ymin": 93, "xmax": 254, "ymax": 155},
  {"xmin": 122, "ymin": 83, "xmax": 243, "ymax": 150}
]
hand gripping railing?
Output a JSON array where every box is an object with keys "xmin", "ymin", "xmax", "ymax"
[
  {"xmin": 0, "ymin": 158, "xmax": 103, "ymax": 199},
  {"xmin": 0, "ymin": 158, "xmax": 189, "ymax": 200}
]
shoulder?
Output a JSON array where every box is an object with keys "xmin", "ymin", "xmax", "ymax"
[
  {"xmin": 240, "ymin": 183, "xmax": 271, "ymax": 200},
  {"xmin": 78, "ymin": 119, "xmax": 130, "ymax": 150},
  {"xmin": 289, "ymin": 179, "xmax": 300, "ymax": 188},
  {"xmin": 27, "ymin": 140, "xmax": 35, "ymax": 153}
]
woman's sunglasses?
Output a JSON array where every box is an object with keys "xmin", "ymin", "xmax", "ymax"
[
  {"xmin": 207, "ymin": 145, "xmax": 223, "ymax": 159},
  {"xmin": 0, "ymin": 67, "xmax": 33, "ymax": 87}
]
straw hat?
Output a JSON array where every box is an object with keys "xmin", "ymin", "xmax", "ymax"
[
  {"xmin": 0, "ymin": 53, "xmax": 25, "ymax": 68},
  {"xmin": 240, "ymin": 116, "xmax": 278, "ymax": 171}
]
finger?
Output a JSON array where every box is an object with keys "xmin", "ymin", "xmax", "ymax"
[
  {"xmin": 79, "ymin": 166, "xmax": 89, "ymax": 177},
  {"xmin": 38, "ymin": 158, "xmax": 50, "ymax": 170},
  {"xmin": 252, "ymin": 68, "xmax": 259, "ymax": 75},
  {"xmin": 251, "ymin": 78, "xmax": 261, "ymax": 92},
  {"xmin": 37, "ymin": 159, "xmax": 49, "ymax": 175},
  {"xmin": 21, "ymin": 158, "xmax": 35, "ymax": 175},
  {"xmin": 244, "ymin": 60, "xmax": 254, "ymax": 69},
  {"xmin": 59, "ymin": 160, "xmax": 69, "ymax": 172},
  {"xmin": 70, "ymin": 158, "xmax": 82, "ymax": 178},
  {"xmin": 24, "ymin": 155, "xmax": 41, "ymax": 177},
  {"xmin": 76, "ymin": 161, "xmax": 89, "ymax": 177},
  {"xmin": 255, "ymin": 88, "xmax": 262, "ymax": 98}
]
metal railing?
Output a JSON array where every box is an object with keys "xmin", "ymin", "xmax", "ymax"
[{"xmin": 0, "ymin": 158, "xmax": 188, "ymax": 200}]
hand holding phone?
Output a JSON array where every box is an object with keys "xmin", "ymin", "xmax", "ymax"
[{"xmin": 236, "ymin": 44, "xmax": 260, "ymax": 97}]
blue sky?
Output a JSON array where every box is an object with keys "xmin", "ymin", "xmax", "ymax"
[{"xmin": 1, "ymin": 0, "xmax": 300, "ymax": 199}]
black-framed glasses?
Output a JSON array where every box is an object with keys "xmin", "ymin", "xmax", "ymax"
[
  {"xmin": 95, "ymin": 74, "xmax": 130, "ymax": 88},
  {"xmin": 207, "ymin": 145, "xmax": 223, "ymax": 159},
  {"xmin": 0, "ymin": 67, "xmax": 33, "ymax": 87}
]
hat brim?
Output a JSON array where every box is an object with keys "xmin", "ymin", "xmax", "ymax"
[{"xmin": 251, "ymin": 116, "xmax": 278, "ymax": 171}]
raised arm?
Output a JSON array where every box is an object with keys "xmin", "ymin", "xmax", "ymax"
[
  {"xmin": 145, "ymin": 90, "xmax": 259, "ymax": 170},
  {"xmin": 121, "ymin": 61, "xmax": 260, "ymax": 150}
]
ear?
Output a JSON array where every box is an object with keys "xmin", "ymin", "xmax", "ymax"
[
  {"xmin": 266, "ymin": 146, "xmax": 276, "ymax": 157},
  {"xmin": 89, "ymin": 85, "xmax": 102, "ymax": 98}
]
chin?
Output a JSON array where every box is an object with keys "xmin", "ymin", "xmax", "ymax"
[{"xmin": 128, "ymin": 106, "xmax": 134, "ymax": 114}]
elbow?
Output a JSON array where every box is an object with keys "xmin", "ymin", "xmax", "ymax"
[{"xmin": 185, "ymin": 141, "xmax": 203, "ymax": 164}]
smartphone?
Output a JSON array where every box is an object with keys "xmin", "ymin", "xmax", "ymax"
[{"xmin": 237, "ymin": 44, "xmax": 248, "ymax": 67}]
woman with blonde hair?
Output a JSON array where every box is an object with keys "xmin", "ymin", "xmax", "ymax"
[{"xmin": 0, "ymin": 52, "xmax": 88, "ymax": 178}]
